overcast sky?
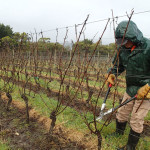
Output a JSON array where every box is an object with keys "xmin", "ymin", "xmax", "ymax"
[{"xmin": 1, "ymin": 0, "xmax": 150, "ymax": 44}]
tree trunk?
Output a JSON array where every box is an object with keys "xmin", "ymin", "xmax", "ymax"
[
  {"xmin": 21, "ymin": 94, "xmax": 29, "ymax": 124},
  {"xmin": 97, "ymin": 131, "xmax": 102, "ymax": 150},
  {"xmin": 49, "ymin": 111, "xmax": 56, "ymax": 135},
  {"xmin": 6, "ymin": 92, "xmax": 12, "ymax": 111}
]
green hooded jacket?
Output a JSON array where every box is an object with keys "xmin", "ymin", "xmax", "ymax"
[{"xmin": 110, "ymin": 20, "xmax": 150, "ymax": 97}]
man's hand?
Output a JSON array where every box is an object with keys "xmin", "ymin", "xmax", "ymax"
[
  {"xmin": 137, "ymin": 84, "xmax": 150, "ymax": 99},
  {"xmin": 105, "ymin": 74, "xmax": 116, "ymax": 86}
]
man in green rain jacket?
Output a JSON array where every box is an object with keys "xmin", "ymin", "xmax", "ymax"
[{"xmin": 106, "ymin": 20, "xmax": 150, "ymax": 150}]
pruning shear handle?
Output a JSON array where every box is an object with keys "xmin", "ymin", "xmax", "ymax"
[{"xmin": 96, "ymin": 83, "xmax": 112, "ymax": 121}]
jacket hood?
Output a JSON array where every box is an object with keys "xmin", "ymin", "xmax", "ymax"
[{"xmin": 115, "ymin": 20, "xmax": 143, "ymax": 45}]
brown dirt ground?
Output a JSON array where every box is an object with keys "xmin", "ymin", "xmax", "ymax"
[{"xmin": 0, "ymin": 94, "xmax": 97, "ymax": 150}]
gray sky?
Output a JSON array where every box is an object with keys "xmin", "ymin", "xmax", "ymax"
[{"xmin": 1, "ymin": 0, "xmax": 150, "ymax": 44}]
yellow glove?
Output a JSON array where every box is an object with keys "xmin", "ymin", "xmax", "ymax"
[
  {"xmin": 105, "ymin": 74, "xmax": 116, "ymax": 86},
  {"xmin": 137, "ymin": 84, "xmax": 150, "ymax": 99},
  {"xmin": 146, "ymin": 92, "xmax": 150, "ymax": 99}
]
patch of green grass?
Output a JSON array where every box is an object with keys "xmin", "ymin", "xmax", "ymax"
[
  {"xmin": 0, "ymin": 140, "xmax": 10, "ymax": 150},
  {"xmin": 101, "ymin": 123, "xmax": 150, "ymax": 150},
  {"xmin": 145, "ymin": 111, "xmax": 150, "ymax": 121},
  {"xmin": 26, "ymin": 91, "xmax": 93, "ymax": 131}
]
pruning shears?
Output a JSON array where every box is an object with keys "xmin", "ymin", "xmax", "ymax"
[
  {"xmin": 96, "ymin": 83, "xmax": 113, "ymax": 122},
  {"xmin": 96, "ymin": 83, "xmax": 137, "ymax": 122}
]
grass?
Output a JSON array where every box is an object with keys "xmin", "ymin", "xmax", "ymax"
[
  {"xmin": 144, "ymin": 107, "xmax": 150, "ymax": 121},
  {"xmin": 11, "ymin": 88, "xmax": 93, "ymax": 131},
  {"xmin": 0, "ymin": 140, "xmax": 10, "ymax": 150}
]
